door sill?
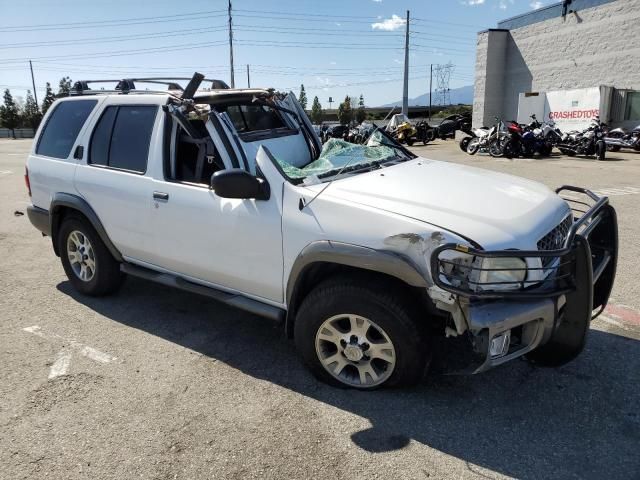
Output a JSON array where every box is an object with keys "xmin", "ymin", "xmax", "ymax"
[{"xmin": 120, "ymin": 262, "xmax": 285, "ymax": 322}]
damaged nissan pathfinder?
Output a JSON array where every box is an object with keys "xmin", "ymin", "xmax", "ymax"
[{"xmin": 26, "ymin": 73, "xmax": 618, "ymax": 389}]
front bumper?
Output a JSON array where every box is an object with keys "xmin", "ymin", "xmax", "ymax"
[{"xmin": 431, "ymin": 186, "xmax": 618, "ymax": 373}]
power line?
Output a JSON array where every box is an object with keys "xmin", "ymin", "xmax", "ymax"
[
  {"xmin": 0, "ymin": 27, "xmax": 228, "ymax": 49},
  {"xmin": 0, "ymin": 13, "xmax": 227, "ymax": 33},
  {"xmin": 0, "ymin": 41, "xmax": 229, "ymax": 64},
  {"xmin": 0, "ymin": 9, "xmax": 226, "ymax": 29}
]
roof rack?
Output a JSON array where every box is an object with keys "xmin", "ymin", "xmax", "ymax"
[{"xmin": 70, "ymin": 77, "xmax": 230, "ymax": 96}]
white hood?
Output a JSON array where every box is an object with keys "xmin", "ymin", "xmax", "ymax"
[{"xmin": 318, "ymin": 158, "xmax": 571, "ymax": 250}]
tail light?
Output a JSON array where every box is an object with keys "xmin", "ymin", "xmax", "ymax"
[{"xmin": 25, "ymin": 167, "xmax": 31, "ymax": 197}]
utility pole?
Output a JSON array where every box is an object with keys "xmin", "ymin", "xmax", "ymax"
[
  {"xmin": 429, "ymin": 64, "xmax": 432, "ymax": 122},
  {"xmin": 29, "ymin": 60, "xmax": 39, "ymax": 109},
  {"xmin": 228, "ymin": 0, "xmax": 235, "ymax": 88},
  {"xmin": 401, "ymin": 10, "xmax": 410, "ymax": 117},
  {"xmin": 246, "ymin": 64, "xmax": 250, "ymax": 88},
  {"xmin": 328, "ymin": 96, "xmax": 333, "ymax": 109}
]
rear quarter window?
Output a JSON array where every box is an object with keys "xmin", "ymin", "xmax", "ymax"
[
  {"xmin": 36, "ymin": 100, "xmax": 98, "ymax": 159},
  {"xmin": 89, "ymin": 105, "xmax": 157, "ymax": 173}
]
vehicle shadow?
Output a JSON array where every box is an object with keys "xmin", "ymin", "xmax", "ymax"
[{"xmin": 57, "ymin": 278, "xmax": 640, "ymax": 480}]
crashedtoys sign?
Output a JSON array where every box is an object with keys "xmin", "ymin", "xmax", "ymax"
[{"xmin": 518, "ymin": 87, "xmax": 602, "ymax": 131}]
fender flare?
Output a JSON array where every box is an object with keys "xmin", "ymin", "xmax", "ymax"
[
  {"xmin": 285, "ymin": 240, "xmax": 428, "ymax": 335},
  {"xmin": 50, "ymin": 192, "xmax": 123, "ymax": 262}
]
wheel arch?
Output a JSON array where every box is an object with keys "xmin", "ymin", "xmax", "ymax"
[
  {"xmin": 285, "ymin": 241, "xmax": 430, "ymax": 338},
  {"xmin": 50, "ymin": 192, "xmax": 122, "ymax": 262}
]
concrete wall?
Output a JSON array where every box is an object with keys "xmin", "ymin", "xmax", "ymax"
[
  {"xmin": 473, "ymin": 29, "xmax": 509, "ymax": 128},
  {"xmin": 473, "ymin": 0, "xmax": 640, "ymax": 127},
  {"xmin": 0, "ymin": 128, "xmax": 35, "ymax": 139}
]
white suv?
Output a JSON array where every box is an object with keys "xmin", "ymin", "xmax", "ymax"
[{"xmin": 25, "ymin": 74, "xmax": 618, "ymax": 389}]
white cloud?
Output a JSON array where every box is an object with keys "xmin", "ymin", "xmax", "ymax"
[
  {"xmin": 499, "ymin": 0, "xmax": 514, "ymax": 9},
  {"xmin": 530, "ymin": 1, "xmax": 545, "ymax": 8},
  {"xmin": 372, "ymin": 0, "xmax": 383, "ymax": 3},
  {"xmin": 462, "ymin": 0, "xmax": 485, "ymax": 5},
  {"xmin": 371, "ymin": 14, "xmax": 406, "ymax": 31}
]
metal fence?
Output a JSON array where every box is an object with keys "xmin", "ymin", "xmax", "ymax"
[{"xmin": 0, "ymin": 128, "xmax": 35, "ymax": 138}]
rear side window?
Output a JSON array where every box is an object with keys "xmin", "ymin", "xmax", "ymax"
[
  {"xmin": 36, "ymin": 100, "xmax": 97, "ymax": 159},
  {"xmin": 224, "ymin": 104, "xmax": 287, "ymax": 132},
  {"xmin": 89, "ymin": 105, "xmax": 157, "ymax": 173}
]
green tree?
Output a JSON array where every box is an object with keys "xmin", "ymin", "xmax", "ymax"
[
  {"xmin": 337, "ymin": 95, "xmax": 353, "ymax": 126},
  {"xmin": 356, "ymin": 94, "xmax": 366, "ymax": 124},
  {"xmin": 42, "ymin": 82, "xmax": 56, "ymax": 115},
  {"xmin": 298, "ymin": 84, "xmax": 307, "ymax": 110},
  {"xmin": 22, "ymin": 90, "xmax": 41, "ymax": 130},
  {"xmin": 56, "ymin": 76, "xmax": 73, "ymax": 98},
  {"xmin": 0, "ymin": 89, "xmax": 20, "ymax": 138},
  {"xmin": 310, "ymin": 96, "xmax": 323, "ymax": 124}
]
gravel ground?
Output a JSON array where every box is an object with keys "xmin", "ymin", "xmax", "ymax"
[{"xmin": 1, "ymin": 138, "xmax": 638, "ymax": 480}]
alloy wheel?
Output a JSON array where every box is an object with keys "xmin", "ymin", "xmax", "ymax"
[
  {"xmin": 315, "ymin": 314, "xmax": 396, "ymax": 388},
  {"xmin": 66, "ymin": 230, "xmax": 96, "ymax": 282}
]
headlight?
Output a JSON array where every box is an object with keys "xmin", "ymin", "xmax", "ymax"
[{"xmin": 472, "ymin": 257, "xmax": 527, "ymax": 291}]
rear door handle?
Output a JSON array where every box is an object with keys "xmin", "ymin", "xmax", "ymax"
[{"xmin": 153, "ymin": 191, "xmax": 169, "ymax": 201}]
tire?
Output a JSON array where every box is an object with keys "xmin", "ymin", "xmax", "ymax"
[
  {"xmin": 466, "ymin": 138, "xmax": 481, "ymax": 155},
  {"xmin": 58, "ymin": 213, "xmax": 124, "ymax": 296},
  {"xmin": 459, "ymin": 136, "xmax": 472, "ymax": 152},
  {"xmin": 406, "ymin": 137, "xmax": 414, "ymax": 146},
  {"xmin": 596, "ymin": 140, "xmax": 606, "ymax": 160},
  {"xmin": 294, "ymin": 277, "xmax": 429, "ymax": 389},
  {"xmin": 489, "ymin": 138, "xmax": 506, "ymax": 158}
]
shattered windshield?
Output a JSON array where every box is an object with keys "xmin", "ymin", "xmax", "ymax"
[{"xmin": 275, "ymin": 129, "xmax": 414, "ymax": 182}]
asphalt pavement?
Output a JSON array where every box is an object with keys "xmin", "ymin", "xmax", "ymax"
[{"xmin": 1, "ymin": 138, "xmax": 638, "ymax": 480}]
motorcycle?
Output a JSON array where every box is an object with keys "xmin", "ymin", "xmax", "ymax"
[
  {"xmin": 557, "ymin": 116, "xmax": 608, "ymax": 160},
  {"xmin": 501, "ymin": 116, "xmax": 553, "ymax": 158},
  {"xmin": 415, "ymin": 120, "xmax": 437, "ymax": 145},
  {"xmin": 604, "ymin": 123, "xmax": 640, "ymax": 152},
  {"xmin": 466, "ymin": 117, "xmax": 508, "ymax": 156}
]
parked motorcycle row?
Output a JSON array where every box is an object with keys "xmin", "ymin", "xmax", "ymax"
[
  {"xmin": 460, "ymin": 114, "xmax": 621, "ymax": 161},
  {"xmin": 315, "ymin": 113, "xmax": 639, "ymax": 159}
]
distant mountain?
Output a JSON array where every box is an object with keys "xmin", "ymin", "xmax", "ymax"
[{"xmin": 382, "ymin": 85, "xmax": 473, "ymax": 107}]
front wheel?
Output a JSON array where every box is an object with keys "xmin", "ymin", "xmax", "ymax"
[
  {"xmin": 466, "ymin": 138, "xmax": 481, "ymax": 155},
  {"xmin": 294, "ymin": 278, "xmax": 429, "ymax": 389},
  {"xmin": 406, "ymin": 137, "xmax": 414, "ymax": 146},
  {"xmin": 596, "ymin": 140, "xmax": 607, "ymax": 160},
  {"xmin": 459, "ymin": 136, "xmax": 472, "ymax": 152}
]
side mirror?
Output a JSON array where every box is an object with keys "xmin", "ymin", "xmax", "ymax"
[{"xmin": 210, "ymin": 169, "xmax": 270, "ymax": 200}]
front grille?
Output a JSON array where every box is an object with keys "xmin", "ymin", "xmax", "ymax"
[{"xmin": 537, "ymin": 215, "xmax": 572, "ymax": 267}]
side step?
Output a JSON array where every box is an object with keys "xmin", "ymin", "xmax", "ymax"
[{"xmin": 120, "ymin": 262, "xmax": 285, "ymax": 322}]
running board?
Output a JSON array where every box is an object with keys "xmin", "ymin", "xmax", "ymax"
[{"xmin": 120, "ymin": 263, "xmax": 285, "ymax": 322}]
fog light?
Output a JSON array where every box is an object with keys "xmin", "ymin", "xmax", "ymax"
[{"xmin": 490, "ymin": 331, "xmax": 511, "ymax": 358}]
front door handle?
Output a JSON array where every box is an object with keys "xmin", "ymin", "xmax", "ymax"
[{"xmin": 153, "ymin": 191, "xmax": 169, "ymax": 201}]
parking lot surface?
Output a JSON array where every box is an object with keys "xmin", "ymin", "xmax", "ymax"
[{"xmin": 1, "ymin": 138, "xmax": 639, "ymax": 480}]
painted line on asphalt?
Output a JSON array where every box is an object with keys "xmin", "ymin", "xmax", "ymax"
[
  {"xmin": 49, "ymin": 349, "xmax": 72, "ymax": 379},
  {"xmin": 0, "ymin": 169, "xmax": 12, "ymax": 175},
  {"xmin": 603, "ymin": 304, "xmax": 640, "ymax": 326},
  {"xmin": 592, "ymin": 186, "xmax": 640, "ymax": 196},
  {"xmin": 23, "ymin": 325, "xmax": 117, "ymax": 379}
]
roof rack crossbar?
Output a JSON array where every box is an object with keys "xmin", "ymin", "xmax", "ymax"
[{"xmin": 71, "ymin": 76, "xmax": 229, "ymax": 95}]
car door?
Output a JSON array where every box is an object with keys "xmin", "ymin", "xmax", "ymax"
[
  {"xmin": 74, "ymin": 100, "xmax": 162, "ymax": 263},
  {"xmin": 145, "ymin": 115, "xmax": 285, "ymax": 304}
]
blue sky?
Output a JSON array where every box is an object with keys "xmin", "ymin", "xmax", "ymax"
[{"xmin": 0, "ymin": 0, "xmax": 549, "ymax": 107}]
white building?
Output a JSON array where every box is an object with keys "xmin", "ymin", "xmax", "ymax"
[{"xmin": 473, "ymin": 0, "xmax": 640, "ymax": 130}]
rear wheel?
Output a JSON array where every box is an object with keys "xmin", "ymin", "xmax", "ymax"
[
  {"xmin": 459, "ymin": 136, "xmax": 472, "ymax": 152},
  {"xmin": 294, "ymin": 277, "xmax": 429, "ymax": 389},
  {"xmin": 58, "ymin": 214, "xmax": 124, "ymax": 296},
  {"xmin": 406, "ymin": 137, "xmax": 414, "ymax": 146}
]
